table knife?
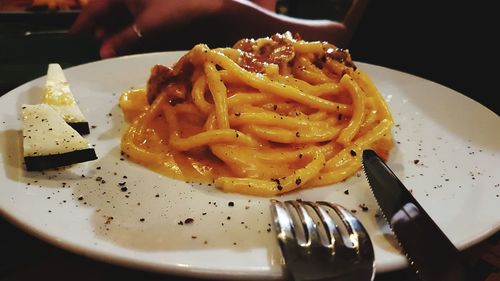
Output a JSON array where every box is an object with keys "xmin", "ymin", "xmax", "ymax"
[{"xmin": 362, "ymin": 149, "xmax": 469, "ymax": 281}]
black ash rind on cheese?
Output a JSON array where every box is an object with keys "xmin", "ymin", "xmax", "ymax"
[
  {"xmin": 22, "ymin": 104, "xmax": 97, "ymax": 171},
  {"xmin": 43, "ymin": 63, "xmax": 90, "ymax": 135},
  {"xmin": 25, "ymin": 148, "xmax": 97, "ymax": 171},
  {"xmin": 68, "ymin": 122, "xmax": 90, "ymax": 135}
]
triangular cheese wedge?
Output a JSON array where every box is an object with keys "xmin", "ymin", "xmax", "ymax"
[
  {"xmin": 22, "ymin": 104, "xmax": 97, "ymax": 171},
  {"xmin": 43, "ymin": 63, "xmax": 90, "ymax": 135}
]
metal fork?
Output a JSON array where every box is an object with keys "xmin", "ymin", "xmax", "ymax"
[{"xmin": 271, "ymin": 200, "xmax": 375, "ymax": 281}]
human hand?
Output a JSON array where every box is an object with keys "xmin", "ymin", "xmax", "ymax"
[
  {"xmin": 70, "ymin": 0, "xmax": 224, "ymax": 58},
  {"xmin": 70, "ymin": 0, "xmax": 364, "ymax": 59}
]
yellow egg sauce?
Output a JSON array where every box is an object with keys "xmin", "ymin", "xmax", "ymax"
[
  {"xmin": 119, "ymin": 89, "xmax": 316, "ymax": 185},
  {"xmin": 119, "ymin": 88, "xmax": 149, "ymax": 122},
  {"xmin": 118, "ymin": 88, "xmax": 392, "ymax": 195},
  {"xmin": 119, "ymin": 89, "xmax": 233, "ymax": 183}
]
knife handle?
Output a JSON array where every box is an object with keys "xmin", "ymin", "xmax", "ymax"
[{"xmin": 392, "ymin": 203, "xmax": 469, "ymax": 281}]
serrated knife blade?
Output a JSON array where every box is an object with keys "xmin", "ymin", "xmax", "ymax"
[{"xmin": 362, "ymin": 149, "xmax": 469, "ymax": 281}]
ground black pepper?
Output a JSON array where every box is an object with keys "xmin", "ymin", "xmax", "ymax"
[
  {"xmin": 271, "ymin": 178, "xmax": 283, "ymax": 190},
  {"xmin": 295, "ymin": 177, "xmax": 301, "ymax": 185}
]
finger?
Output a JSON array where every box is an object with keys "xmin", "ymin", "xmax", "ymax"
[
  {"xmin": 69, "ymin": 0, "xmax": 121, "ymax": 35},
  {"xmin": 99, "ymin": 23, "xmax": 143, "ymax": 58},
  {"xmin": 95, "ymin": 28, "xmax": 106, "ymax": 40}
]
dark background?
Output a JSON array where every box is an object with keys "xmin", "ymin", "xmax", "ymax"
[
  {"xmin": 0, "ymin": 1, "xmax": 498, "ymax": 115},
  {"xmin": 349, "ymin": 0, "xmax": 498, "ymax": 114},
  {"xmin": 0, "ymin": 11, "xmax": 99, "ymax": 96}
]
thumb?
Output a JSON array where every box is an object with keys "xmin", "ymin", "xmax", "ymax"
[{"xmin": 100, "ymin": 23, "xmax": 143, "ymax": 58}]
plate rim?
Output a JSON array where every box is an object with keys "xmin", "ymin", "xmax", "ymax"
[{"xmin": 1, "ymin": 51, "xmax": 499, "ymax": 279}]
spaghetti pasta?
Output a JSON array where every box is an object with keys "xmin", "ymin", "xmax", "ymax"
[{"xmin": 119, "ymin": 32, "xmax": 393, "ymax": 196}]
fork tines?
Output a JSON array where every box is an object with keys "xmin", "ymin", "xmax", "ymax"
[{"xmin": 271, "ymin": 200, "xmax": 375, "ymax": 281}]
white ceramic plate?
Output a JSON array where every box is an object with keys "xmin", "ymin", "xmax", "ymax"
[{"xmin": 1, "ymin": 52, "xmax": 499, "ymax": 280}]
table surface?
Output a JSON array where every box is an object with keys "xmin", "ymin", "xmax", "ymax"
[
  {"xmin": 1, "ymin": 10, "xmax": 499, "ymax": 281},
  {"xmin": 1, "ymin": 216, "xmax": 499, "ymax": 281}
]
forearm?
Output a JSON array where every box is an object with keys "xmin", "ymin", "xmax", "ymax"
[
  {"xmin": 219, "ymin": 0, "xmax": 362, "ymax": 47},
  {"xmin": 69, "ymin": 0, "xmax": 367, "ymax": 57}
]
